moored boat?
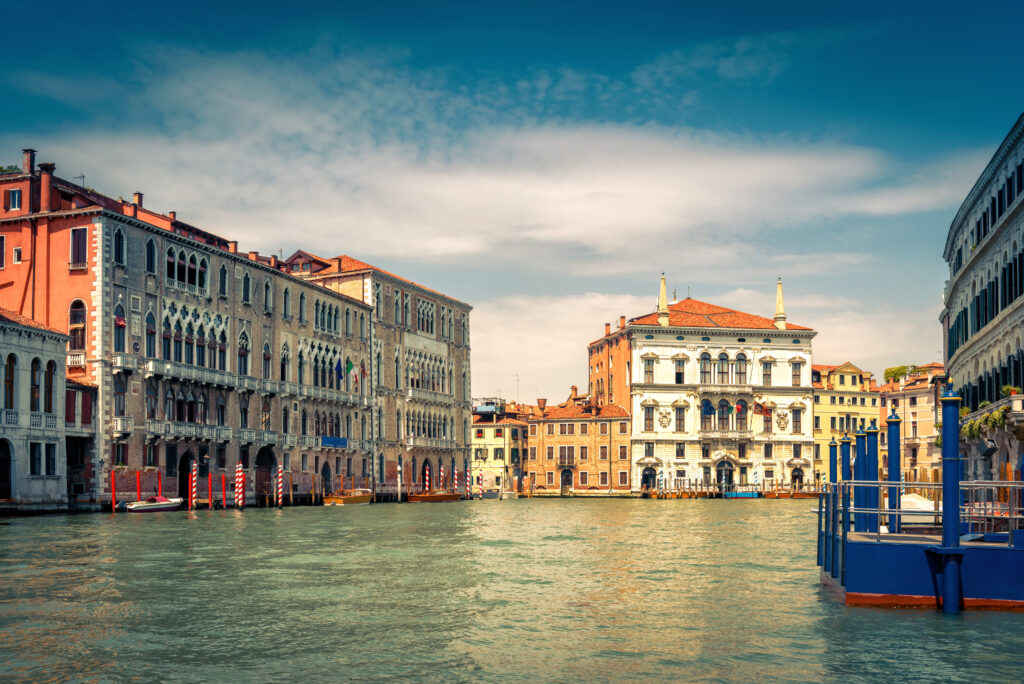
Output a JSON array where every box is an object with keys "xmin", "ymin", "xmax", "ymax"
[
  {"xmin": 408, "ymin": 490, "xmax": 463, "ymax": 502},
  {"xmin": 126, "ymin": 495, "xmax": 183, "ymax": 512},
  {"xmin": 324, "ymin": 488, "xmax": 373, "ymax": 506}
]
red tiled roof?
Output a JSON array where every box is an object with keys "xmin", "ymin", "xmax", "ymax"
[
  {"xmin": 472, "ymin": 414, "xmax": 528, "ymax": 426},
  {"xmin": 812, "ymin": 364, "xmax": 838, "ymax": 372},
  {"xmin": 298, "ymin": 252, "xmax": 466, "ymax": 305},
  {"xmin": 0, "ymin": 308, "xmax": 66, "ymax": 336},
  {"xmin": 629, "ymin": 298, "xmax": 812, "ymax": 331},
  {"xmin": 67, "ymin": 378, "xmax": 98, "ymax": 390},
  {"xmin": 528, "ymin": 403, "xmax": 629, "ymax": 420}
]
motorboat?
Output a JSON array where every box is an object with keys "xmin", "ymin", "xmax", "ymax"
[
  {"xmin": 408, "ymin": 490, "xmax": 463, "ymax": 502},
  {"xmin": 324, "ymin": 489, "xmax": 373, "ymax": 506},
  {"xmin": 126, "ymin": 496, "xmax": 183, "ymax": 512}
]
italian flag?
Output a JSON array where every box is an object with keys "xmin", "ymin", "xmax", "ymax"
[{"xmin": 345, "ymin": 359, "xmax": 354, "ymax": 376}]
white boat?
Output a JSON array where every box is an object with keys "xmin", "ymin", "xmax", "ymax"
[{"xmin": 126, "ymin": 495, "xmax": 183, "ymax": 512}]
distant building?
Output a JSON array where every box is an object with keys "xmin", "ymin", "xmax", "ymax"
[
  {"xmin": 878, "ymin": 364, "xmax": 946, "ymax": 487},
  {"xmin": 588, "ymin": 276, "xmax": 817, "ymax": 491},
  {"xmin": 0, "ymin": 307, "xmax": 73, "ymax": 511},
  {"xmin": 811, "ymin": 363, "xmax": 880, "ymax": 482},
  {"xmin": 524, "ymin": 387, "xmax": 631, "ymax": 493},
  {"xmin": 471, "ymin": 398, "xmax": 528, "ymax": 493}
]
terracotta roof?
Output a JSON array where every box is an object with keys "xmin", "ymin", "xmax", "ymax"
[
  {"xmin": 528, "ymin": 403, "xmax": 630, "ymax": 420},
  {"xmin": 299, "ymin": 252, "xmax": 468, "ymax": 305},
  {"xmin": 67, "ymin": 378, "xmax": 98, "ymax": 390},
  {"xmin": 0, "ymin": 308, "xmax": 66, "ymax": 336},
  {"xmin": 473, "ymin": 415, "xmax": 528, "ymax": 426},
  {"xmin": 629, "ymin": 298, "xmax": 812, "ymax": 331},
  {"xmin": 812, "ymin": 364, "xmax": 838, "ymax": 372}
]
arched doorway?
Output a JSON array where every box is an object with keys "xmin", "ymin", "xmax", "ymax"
[
  {"xmin": 641, "ymin": 467, "xmax": 657, "ymax": 490},
  {"xmin": 177, "ymin": 451, "xmax": 195, "ymax": 499},
  {"xmin": 321, "ymin": 461, "xmax": 333, "ymax": 493},
  {"xmin": 420, "ymin": 458, "xmax": 432, "ymax": 489},
  {"xmin": 560, "ymin": 469, "xmax": 573, "ymax": 487},
  {"xmin": 792, "ymin": 467, "xmax": 804, "ymax": 489},
  {"xmin": 0, "ymin": 439, "xmax": 11, "ymax": 499},
  {"xmin": 716, "ymin": 461, "xmax": 735, "ymax": 490},
  {"xmin": 254, "ymin": 447, "xmax": 276, "ymax": 505}
]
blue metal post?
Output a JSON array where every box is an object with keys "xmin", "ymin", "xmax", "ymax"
[
  {"xmin": 840, "ymin": 434, "xmax": 852, "ymax": 555},
  {"xmin": 830, "ymin": 483, "xmax": 839, "ymax": 578},
  {"xmin": 828, "ymin": 438, "xmax": 838, "ymax": 485},
  {"xmin": 887, "ymin": 409, "xmax": 902, "ymax": 533},
  {"xmin": 823, "ymin": 487, "xmax": 831, "ymax": 574},
  {"xmin": 866, "ymin": 421, "xmax": 880, "ymax": 533},
  {"xmin": 817, "ymin": 490, "xmax": 824, "ymax": 566},
  {"xmin": 854, "ymin": 428, "xmax": 867, "ymax": 532},
  {"xmin": 938, "ymin": 387, "xmax": 964, "ymax": 613}
]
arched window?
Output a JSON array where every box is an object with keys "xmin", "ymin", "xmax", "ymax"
[
  {"xmin": 173, "ymin": 321, "xmax": 183, "ymax": 362},
  {"xmin": 166, "ymin": 248, "xmax": 175, "ymax": 279},
  {"xmin": 297, "ymin": 352, "xmax": 305, "ymax": 385},
  {"xmin": 237, "ymin": 333, "xmax": 249, "ymax": 375},
  {"xmin": 735, "ymin": 353, "xmax": 747, "ymax": 384},
  {"xmin": 218, "ymin": 331, "xmax": 227, "ymax": 370},
  {"xmin": 239, "ymin": 395, "xmax": 249, "ymax": 429},
  {"xmin": 145, "ymin": 312, "xmax": 156, "ymax": 357},
  {"xmin": 177, "ymin": 250, "xmax": 186, "ymax": 283},
  {"xmin": 197, "ymin": 393, "xmax": 207, "ymax": 423},
  {"xmin": 113, "ymin": 229, "xmax": 125, "ymax": 265},
  {"xmin": 30, "ymin": 358, "xmax": 41, "ymax": 412},
  {"xmin": 68, "ymin": 300, "xmax": 86, "ymax": 351},
  {"xmin": 360, "ymin": 313, "xmax": 366, "ymax": 339},
  {"xmin": 187, "ymin": 254, "xmax": 197, "ymax": 286},
  {"xmin": 113, "ymin": 375, "xmax": 126, "ymax": 417},
  {"xmin": 282, "ymin": 406, "xmax": 289, "ymax": 434},
  {"xmin": 196, "ymin": 326, "xmax": 206, "ymax": 367},
  {"xmin": 345, "ymin": 309, "xmax": 351, "ymax": 335},
  {"xmin": 283, "ymin": 289, "xmax": 291, "ymax": 318},
  {"xmin": 301, "ymin": 409, "xmax": 308, "ymax": 435},
  {"xmin": 184, "ymin": 323, "xmax": 195, "ymax": 365},
  {"xmin": 736, "ymin": 400, "xmax": 748, "ymax": 431},
  {"xmin": 44, "ymin": 361, "xmax": 55, "ymax": 413},
  {"xmin": 717, "ymin": 400, "xmax": 730, "ymax": 430},
  {"xmin": 299, "ymin": 292, "xmax": 307, "ymax": 323},
  {"xmin": 113, "ymin": 304, "xmax": 126, "ymax": 353},
  {"xmin": 280, "ymin": 346, "xmax": 289, "ymax": 382},
  {"xmin": 216, "ymin": 394, "xmax": 226, "ymax": 426},
  {"xmin": 198, "ymin": 259, "xmax": 207, "ymax": 290},
  {"xmin": 3, "ymin": 354, "xmax": 16, "ymax": 409},
  {"xmin": 314, "ymin": 301, "xmax": 320, "ymax": 329},
  {"xmin": 717, "ymin": 353, "xmax": 729, "ymax": 384},
  {"xmin": 162, "ymin": 318, "xmax": 172, "ymax": 360},
  {"xmin": 145, "ymin": 239, "xmax": 156, "ymax": 273},
  {"xmin": 219, "ymin": 265, "xmax": 228, "ymax": 296},
  {"xmin": 262, "ymin": 343, "xmax": 271, "ymax": 379},
  {"xmin": 146, "ymin": 381, "xmax": 157, "ymax": 419},
  {"xmin": 164, "ymin": 389, "xmax": 173, "ymax": 419},
  {"xmin": 264, "ymin": 280, "xmax": 272, "ymax": 312},
  {"xmin": 242, "ymin": 273, "xmax": 251, "ymax": 303},
  {"xmin": 344, "ymin": 357, "xmax": 352, "ymax": 391},
  {"xmin": 699, "ymin": 353, "xmax": 712, "ymax": 384},
  {"xmin": 261, "ymin": 399, "xmax": 271, "ymax": 430}
]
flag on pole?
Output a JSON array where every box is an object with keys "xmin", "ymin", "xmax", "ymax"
[
  {"xmin": 701, "ymin": 400, "xmax": 715, "ymax": 416},
  {"xmin": 335, "ymin": 359, "xmax": 343, "ymax": 380},
  {"xmin": 345, "ymin": 359, "xmax": 354, "ymax": 376}
]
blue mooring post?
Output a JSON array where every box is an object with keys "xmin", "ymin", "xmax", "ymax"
[
  {"xmin": 829, "ymin": 438, "xmax": 838, "ymax": 486},
  {"xmin": 854, "ymin": 428, "xmax": 867, "ymax": 532},
  {"xmin": 887, "ymin": 409, "xmax": 902, "ymax": 534},
  {"xmin": 830, "ymin": 480, "xmax": 840, "ymax": 578},
  {"xmin": 825, "ymin": 438, "xmax": 838, "ymax": 575},
  {"xmin": 840, "ymin": 434, "xmax": 852, "ymax": 582},
  {"xmin": 866, "ymin": 421, "xmax": 879, "ymax": 533},
  {"xmin": 937, "ymin": 386, "xmax": 964, "ymax": 613}
]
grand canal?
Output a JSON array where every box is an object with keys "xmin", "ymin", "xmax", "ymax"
[{"xmin": 2, "ymin": 499, "xmax": 1022, "ymax": 682}]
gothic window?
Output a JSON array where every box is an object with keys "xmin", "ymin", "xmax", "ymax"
[
  {"xmin": 219, "ymin": 265, "xmax": 228, "ymax": 296},
  {"xmin": 262, "ymin": 344, "xmax": 271, "ymax": 379},
  {"xmin": 69, "ymin": 300, "xmax": 86, "ymax": 351},
  {"xmin": 261, "ymin": 399, "xmax": 271, "ymax": 431},
  {"xmin": 283, "ymin": 289, "xmax": 291, "ymax": 318},
  {"xmin": 264, "ymin": 280, "xmax": 272, "ymax": 312},
  {"xmin": 299, "ymin": 292, "xmax": 306, "ymax": 322},
  {"xmin": 162, "ymin": 318, "xmax": 172, "ymax": 360},
  {"xmin": 196, "ymin": 326, "xmax": 206, "ymax": 367},
  {"xmin": 198, "ymin": 259, "xmax": 207, "ymax": 290},
  {"xmin": 237, "ymin": 333, "xmax": 249, "ymax": 375},
  {"xmin": 113, "ymin": 229, "xmax": 125, "ymax": 265},
  {"xmin": 187, "ymin": 254, "xmax": 197, "ymax": 286},
  {"xmin": 239, "ymin": 395, "xmax": 249, "ymax": 429},
  {"xmin": 177, "ymin": 250, "xmax": 186, "ymax": 283},
  {"xmin": 173, "ymin": 322, "xmax": 183, "ymax": 362},
  {"xmin": 184, "ymin": 324, "xmax": 194, "ymax": 365},
  {"xmin": 242, "ymin": 273, "xmax": 250, "ymax": 303},
  {"xmin": 146, "ymin": 381, "xmax": 157, "ymax": 419},
  {"xmin": 113, "ymin": 304, "xmax": 126, "ymax": 353},
  {"xmin": 113, "ymin": 375, "xmax": 126, "ymax": 417},
  {"xmin": 145, "ymin": 312, "xmax": 156, "ymax": 357},
  {"xmin": 145, "ymin": 239, "xmax": 156, "ymax": 273}
]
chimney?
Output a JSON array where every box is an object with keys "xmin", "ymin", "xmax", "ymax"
[
  {"xmin": 604, "ymin": 322, "xmax": 611, "ymax": 336},
  {"xmin": 248, "ymin": 251, "xmax": 259, "ymax": 261},
  {"xmin": 38, "ymin": 162, "xmax": 55, "ymax": 212},
  {"xmin": 132, "ymin": 191, "xmax": 143, "ymax": 207},
  {"xmin": 332, "ymin": 257, "xmax": 343, "ymax": 271},
  {"xmin": 619, "ymin": 315, "xmax": 626, "ymax": 329},
  {"xmin": 570, "ymin": 385, "xmax": 578, "ymax": 399},
  {"xmin": 773, "ymin": 277, "xmax": 787, "ymax": 330},
  {"xmin": 21, "ymin": 149, "xmax": 35, "ymax": 175},
  {"xmin": 169, "ymin": 211, "xmax": 177, "ymax": 220},
  {"xmin": 228, "ymin": 241, "xmax": 238, "ymax": 253},
  {"xmin": 657, "ymin": 272, "xmax": 669, "ymax": 327},
  {"xmin": 537, "ymin": 398, "xmax": 547, "ymax": 415},
  {"xmin": 270, "ymin": 255, "xmax": 279, "ymax": 268}
]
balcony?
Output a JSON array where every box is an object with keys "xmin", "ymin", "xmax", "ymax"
[
  {"xmin": 406, "ymin": 387, "xmax": 454, "ymax": 405},
  {"xmin": 112, "ymin": 354, "xmax": 137, "ymax": 373},
  {"xmin": 238, "ymin": 376, "xmax": 260, "ymax": 392},
  {"xmin": 216, "ymin": 426, "xmax": 233, "ymax": 442},
  {"xmin": 699, "ymin": 429, "xmax": 754, "ymax": 440},
  {"xmin": 67, "ymin": 352, "xmax": 85, "ymax": 368},
  {"xmin": 261, "ymin": 379, "xmax": 281, "ymax": 395},
  {"xmin": 258, "ymin": 430, "xmax": 278, "ymax": 444},
  {"xmin": 284, "ymin": 434, "xmax": 297, "ymax": 447},
  {"xmin": 112, "ymin": 416, "xmax": 134, "ymax": 434},
  {"xmin": 145, "ymin": 419, "xmax": 217, "ymax": 441},
  {"xmin": 239, "ymin": 428, "xmax": 257, "ymax": 443},
  {"xmin": 299, "ymin": 435, "xmax": 320, "ymax": 448},
  {"xmin": 405, "ymin": 436, "xmax": 456, "ymax": 449},
  {"xmin": 698, "ymin": 384, "xmax": 754, "ymax": 396},
  {"xmin": 284, "ymin": 381, "xmax": 300, "ymax": 397},
  {"xmin": 2, "ymin": 409, "xmax": 18, "ymax": 427}
]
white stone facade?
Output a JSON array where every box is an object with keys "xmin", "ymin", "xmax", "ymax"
[{"xmin": 0, "ymin": 313, "xmax": 71, "ymax": 510}]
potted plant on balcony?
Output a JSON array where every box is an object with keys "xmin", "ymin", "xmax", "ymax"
[{"xmin": 1002, "ymin": 385, "xmax": 1021, "ymax": 397}]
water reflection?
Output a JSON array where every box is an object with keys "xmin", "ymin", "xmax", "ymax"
[{"xmin": 0, "ymin": 501, "xmax": 1022, "ymax": 682}]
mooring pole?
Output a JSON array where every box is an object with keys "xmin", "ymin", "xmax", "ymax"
[
  {"xmin": 854, "ymin": 428, "xmax": 867, "ymax": 532},
  {"xmin": 866, "ymin": 421, "xmax": 880, "ymax": 533},
  {"xmin": 938, "ymin": 386, "xmax": 964, "ymax": 614},
  {"xmin": 840, "ymin": 434, "xmax": 852, "ymax": 543},
  {"xmin": 829, "ymin": 438, "xmax": 838, "ymax": 486},
  {"xmin": 887, "ymin": 409, "xmax": 902, "ymax": 533}
]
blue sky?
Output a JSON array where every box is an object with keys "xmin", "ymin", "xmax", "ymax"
[{"xmin": 3, "ymin": 0, "xmax": 1022, "ymax": 400}]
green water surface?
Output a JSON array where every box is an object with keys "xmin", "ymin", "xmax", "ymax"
[{"xmin": 1, "ymin": 499, "xmax": 1022, "ymax": 682}]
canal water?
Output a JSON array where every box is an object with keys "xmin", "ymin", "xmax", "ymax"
[{"xmin": 2, "ymin": 499, "xmax": 1023, "ymax": 682}]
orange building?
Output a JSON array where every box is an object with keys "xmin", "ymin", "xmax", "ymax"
[
  {"xmin": 524, "ymin": 387, "xmax": 631, "ymax": 494},
  {"xmin": 877, "ymin": 363, "xmax": 945, "ymax": 485}
]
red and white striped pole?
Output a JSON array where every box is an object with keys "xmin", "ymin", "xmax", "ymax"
[
  {"xmin": 208, "ymin": 471, "xmax": 214, "ymax": 510},
  {"xmin": 440, "ymin": 465, "xmax": 445, "ymax": 491},
  {"xmin": 190, "ymin": 461, "xmax": 198, "ymax": 510},
  {"xmin": 425, "ymin": 465, "xmax": 430, "ymax": 492},
  {"xmin": 453, "ymin": 467, "xmax": 458, "ymax": 496},
  {"xmin": 234, "ymin": 462, "xmax": 243, "ymax": 509},
  {"xmin": 478, "ymin": 472, "xmax": 483, "ymax": 499},
  {"xmin": 277, "ymin": 464, "xmax": 284, "ymax": 509},
  {"xmin": 465, "ymin": 468, "xmax": 471, "ymax": 500}
]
